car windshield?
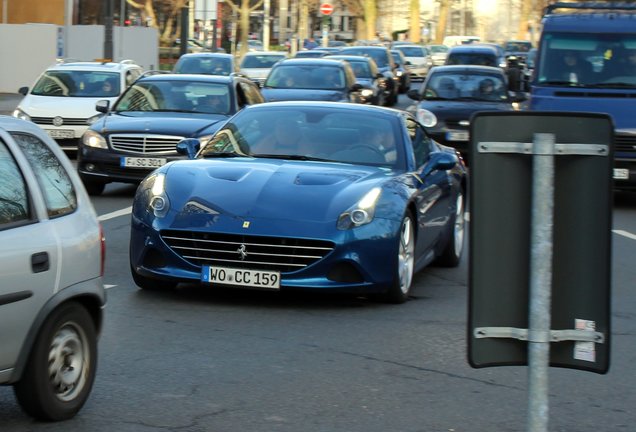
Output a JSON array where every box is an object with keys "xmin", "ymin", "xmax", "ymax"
[
  {"xmin": 240, "ymin": 54, "xmax": 286, "ymax": 68},
  {"xmin": 446, "ymin": 52, "xmax": 497, "ymax": 67},
  {"xmin": 341, "ymin": 48, "xmax": 389, "ymax": 67},
  {"xmin": 265, "ymin": 65, "xmax": 345, "ymax": 89},
  {"xmin": 174, "ymin": 57, "xmax": 233, "ymax": 75},
  {"xmin": 31, "ymin": 71, "xmax": 121, "ymax": 97},
  {"xmin": 396, "ymin": 47, "xmax": 427, "ymax": 57},
  {"xmin": 198, "ymin": 106, "xmax": 403, "ymax": 168},
  {"xmin": 424, "ymin": 72, "xmax": 508, "ymax": 101},
  {"xmin": 505, "ymin": 41, "xmax": 532, "ymax": 52},
  {"xmin": 349, "ymin": 61, "xmax": 372, "ymax": 78},
  {"xmin": 429, "ymin": 45, "xmax": 449, "ymax": 54},
  {"xmin": 536, "ymin": 32, "xmax": 636, "ymax": 88},
  {"xmin": 114, "ymin": 80, "xmax": 232, "ymax": 115}
]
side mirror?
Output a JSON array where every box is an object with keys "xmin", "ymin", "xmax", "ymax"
[
  {"xmin": 95, "ymin": 100, "xmax": 110, "ymax": 113},
  {"xmin": 407, "ymin": 89, "xmax": 421, "ymax": 101},
  {"xmin": 351, "ymin": 83, "xmax": 363, "ymax": 91},
  {"xmin": 18, "ymin": 87, "xmax": 28, "ymax": 96},
  {"xmin": 176, "ymin": 138, "xmax": 201, "ymax": 159},
  {"xmin": 423, "ymin": 151, "xmax": 458, "ymax": 177}
]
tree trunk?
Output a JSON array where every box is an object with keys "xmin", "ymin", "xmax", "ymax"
[
  {"xmin": 517, "ymin": 0, "xmax": 531, "ymax": 40},
  {"xmin": 363, "ymin": 0, "xmax": 376, "ymax": 40},
  {"xmin": 435, "ymin": 0, "xmax": 450, "ymax": 44},
  {"xmin": 409, "ymin": 0, "xmax": 420, "ymax": 43}
]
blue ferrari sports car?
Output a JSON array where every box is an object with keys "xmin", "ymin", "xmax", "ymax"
[{"xmin": 129, "ymin": 102, "xmax": 467, "ymax": 303}]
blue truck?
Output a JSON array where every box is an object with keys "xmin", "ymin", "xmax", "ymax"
[{"xmin": 529, "ymin": 2, "xmax": 636, "ymax": 190}]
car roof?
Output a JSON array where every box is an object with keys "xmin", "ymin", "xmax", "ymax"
[
  {"xmin": 448, "ymin": 45, "xmax": 498, "ymax": 54},
  {"xmin": 47, "ymin": 60, "xmax": 140, "ymax": 72},
  {"xmin": 543, "ymin": 12, "xmax": 636, "ymax": 32},
  {"xmin": 428, "ymin": 65, "xmax": 505, "ymax": 75},
  {"xmin": 274, "ymin": 58, "xmax": 347, "ymax": 66},
  {"xmin": 242, "ymin": 51, "xmax": 286, "ymax": 56},
  {"xmin": 242, "ymin": 100, "xmax": 405, "ymax": 117},
  {"xmin": 394, "ymin": 44, "xmax": 426, "ymax": 49},
  {"xmin": 177, "ymin": 53, "xmax": 234, "ymax": 60},
  {"xmin": 341, "ymin": 46, "xmax": 388, "ymax": 51},
  {"xmin": 324, "ymin": 55, "xmax": 374, "ymax": 62},
  {"xmin": 137, "ymin": 73, "xmax": 236, "ymax": 83}
]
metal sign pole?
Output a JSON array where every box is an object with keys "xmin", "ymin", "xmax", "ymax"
[{"xmin": 527, "ymin": 133, "xmax": 555, "ymax": 432}]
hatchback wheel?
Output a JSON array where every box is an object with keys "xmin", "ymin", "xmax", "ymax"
[{"xmin": 14, "ymin": 302, "xmax": 97, "ymax": 421}]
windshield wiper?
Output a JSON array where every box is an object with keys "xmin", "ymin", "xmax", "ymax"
[
  {"xmin": 203, "ymin": 152, "xmax": 242, "ymax": 158},
  {"xmin": 254, "ymin": 154, "xmax": 333, "ymax": 162},
  {"xmin": 538, "ymin": 80, "xmax": 583, "ymax": 87},
  {"xmin": 585, "ymin": 82, "xmax": 636, "ymax": 89}
]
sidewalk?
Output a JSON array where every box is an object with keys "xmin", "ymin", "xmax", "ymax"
[{"xmin": 0, "ymin": 93, "xmax": 23, "ymax": 116}]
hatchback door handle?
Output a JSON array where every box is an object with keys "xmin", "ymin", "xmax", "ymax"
[{"xmin": 31, "ymin": 252, "xmax": 50, "ymax": 273}]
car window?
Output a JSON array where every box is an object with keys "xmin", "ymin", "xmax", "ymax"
[
  {"xmin": 405, "ymin": 117, "xmax": 433, "ymax": 167},
  {"xmin": 31, "ymin": 70, "xmax": 121, "ymax": 97},
  {"xmin": 239, "ymin": 82, "xmax": 264, "ymax": 105},
  {"xmin": 425, "ymin": 72, "xmax": 507, "ymax": 101},
  {"xmin": 11, "ymin": 133, "xmax": 77, "ymax": 218},
  {"xmin": 397, "ymin": 47, "xmax": 426, "ymax": 57},
  {"xmin": 446, "ymin": 52, "xmax": 497, "ymax": 67},
  {"xmin": 241, "ymin": 55, "xmax": 285, "ymax": 68},
  {"xmin": 0, "ymin": 140, "xmax": 32, "ymax": 228}
]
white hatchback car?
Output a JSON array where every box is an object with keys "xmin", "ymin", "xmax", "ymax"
[
  {"xmin": 13, "ymin": 60, "xmax": 143, "ymax": 151},
  {"xmin": 0, "ymin": 116, "xmax": 105, "ymax": 420}
]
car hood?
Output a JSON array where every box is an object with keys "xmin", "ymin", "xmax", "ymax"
[
  {"xmin": 163, "ymin": 159, "xmax": 392, "ymax": 223},
  {"xmin": 19, "ymin": 94, "xmax": 119, "ymax": 117},
  {"xmin": 240, "ymin": 68, "xmax": 271, "ymax": 79},
  {"xmin": 261, "ymin": 88, "xmax": 347, "ymax": 102},
  {"xmin": 96, "ymin": 112, "xmax": 228, "ymax": 136},
  {"xmin": 419, "ymin": 100, "xmax": 514, "ymax": 119}
]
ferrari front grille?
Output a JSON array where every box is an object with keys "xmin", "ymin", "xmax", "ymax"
[{"xmin": 161, "ymin": 230, "xmax": 335, "ymax": 273}]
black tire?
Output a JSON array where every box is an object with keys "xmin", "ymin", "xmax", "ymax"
[
  {"xmin": 382, "ymin": 211, "xmax": 416, "ymax": 304},
  {"xmin": 83, "ymin": 180, "xmax": 105, "ymax": 196},
  {"xmin": 130, "ymin": 265, "xmax": 177, "ymax": 290},
  {"xmin": 14, "ymin": 302, "xmax": 97, "ymax": 421},
  {"xmin": 435, "ymin": 190, "xmax": 465, "ymax": 267}
]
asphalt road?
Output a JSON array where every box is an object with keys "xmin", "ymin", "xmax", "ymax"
[{"xmin": 1, "ymin": 89, "xmax": 635, "ymax": 432}]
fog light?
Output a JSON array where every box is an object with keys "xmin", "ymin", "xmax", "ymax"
[{"xmin": 85, "ymin": 163, "xmax": 96, "ymax": 172}]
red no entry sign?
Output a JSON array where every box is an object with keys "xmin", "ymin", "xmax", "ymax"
[{"xmin": 319, "ymin": 3, "xmax": 334, "ymax": 15}]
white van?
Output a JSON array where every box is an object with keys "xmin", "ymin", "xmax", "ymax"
[{"xmin": 442, "ymin": 36, "xmax": 481, "ymax": 47}]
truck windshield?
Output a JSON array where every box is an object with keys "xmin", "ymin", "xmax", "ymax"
[{"xmin": 536, "ymin": 32, "xmax": 636, "ymax": 87}]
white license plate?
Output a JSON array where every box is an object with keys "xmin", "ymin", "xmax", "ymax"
[
  {"xmin": 446, "ymin": 130, "xmax": 469, "ymax": 141},
  {"xmin": 613, "ymin": 168, "xmax": 629, "ymax": 180},
  {"xmin": 46, "ymin": 129, "xmax": 75, "ymax": 139},
  {"xmin": 120, "ymin": 157, "xmax": 167, "ymax": 168},
  {"xmin": 202, "ymin": 266, "xmax": 280, "ymax": 290}
]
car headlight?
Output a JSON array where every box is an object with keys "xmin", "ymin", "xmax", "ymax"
[
  {"xmin": 417, "ymin": 108, "xmax": 437, "ymax": 128},
  {"xmin": 337, "ymin": 187, "xmax": 382, "ymax": 230},
  {"xmin": 396, "ymin": 70, "xmax": 404, "ymax": 77},
  {"xmin": 361, "ymin": 89, "xmax": 374, "ymax": 97},
  {"xmin": 81, "ymin": 130, "xmax": 108, "ymax": 149},
  {"xmin": 148, "ymin": 172, "xmax": 170, "ymax": 218},
  {"xmin": 13, "ymin": 108, "xmax": 30, "ymax": 122}
]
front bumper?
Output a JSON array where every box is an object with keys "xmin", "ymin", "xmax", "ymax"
[{"xmin": 78, "ymin": 146, "xmax": 184, "ymax": 185}]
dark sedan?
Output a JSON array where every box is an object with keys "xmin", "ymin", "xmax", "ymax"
[
  {"xmin": 338, "ymin": 46, "xmax": 400, "ymax": 106},
  {"xmin": 78, "ymin": 73, "xmax": 264, "ymax": 195},
  {"xmin": 261, "ymin": 58, "xmax": 364, "ymax": 103},
  {"xmin": 407, "ymin": 65, "xmax": 524, "ymax": 161},
  {"xmin": 326, "ymin": 54, "xmax": 388, "ymax": 105}
]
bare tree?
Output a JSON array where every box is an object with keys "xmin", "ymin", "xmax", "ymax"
[
  {"xmin": 126, "ymin": 0, "xmax": 189, "ymax": 43},
  {"xmin": 224, "ymin": 0, "xmax": 264, "ymax": 57},
  {"xmin": 341, "ymin": 0, "xmax": 377, "ymax": 40}
]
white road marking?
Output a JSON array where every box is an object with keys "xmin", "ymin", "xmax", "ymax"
[
  {"xmin": 98, "ymin": 206, "xmax": 132, "ymax": 221},
  {"xmin": 613, "ymin": 229, "xmax": 636, "ymax": 241},
  {"xmin": 105, "ymin": 284, "xmax": 117, "ymax": 290}
]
